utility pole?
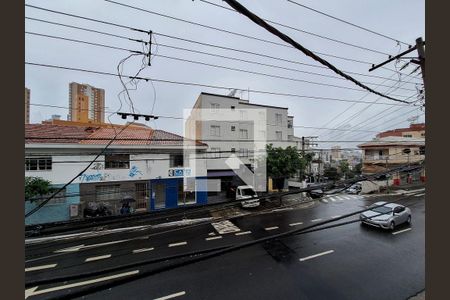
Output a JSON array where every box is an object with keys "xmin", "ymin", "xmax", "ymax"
[
  {"xmin": 415, "ymin": 37, "xmax": 426, "ymax": 82},
  {"xmin": 386, "ymin": 156, "xmax": 389, "ymax": 194},
  {"xmin": 369, "ymin": 37, "xmax": 426, "ymax": 90}
]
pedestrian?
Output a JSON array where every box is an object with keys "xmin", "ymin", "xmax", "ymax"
[{"xmin": 120, "ymin": 202, "xmax": 130, "ymax": 215}]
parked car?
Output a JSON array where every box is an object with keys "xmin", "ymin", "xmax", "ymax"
[
  {"xmin": 359, "ymin": 201, "xmax": 411, "ymax": 230},
  {"xmin": 236, "ymin": 185, "xmax": 260, "ymax": 208},
  {"xmin": 308, "ymin": 189, "xmax": 324, "ymax": 199},
  {"xmin": 346, "ymin": 183, "xmax": 362, "ymax": 194}
]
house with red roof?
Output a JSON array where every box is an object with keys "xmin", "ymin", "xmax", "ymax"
[{"xmin": 25, "ymin": 122, "xmax": 208, "ymax": 225}]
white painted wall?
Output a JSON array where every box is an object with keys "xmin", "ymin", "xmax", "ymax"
[{"xmin": 25, "ymin": 149, "xmax": 207, "ymax": 185}]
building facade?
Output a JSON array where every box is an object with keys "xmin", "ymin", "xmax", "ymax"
[
  {"xmin": 358, "ymin": 137, "xmax": 425, "ymax": 174},
  {"xmin": 376, "ymin": 123, "xmax": 425, "ymax": 139},
  {"xmin": 68, "ymin": 82, "xmax": 105, "ymax": 123},
  {"xmin": 185, "ymin": 92, "xmax": 301, "ymax": 196},
  {"xmin": 25, "ymin": 87, "xmax": 30, "ymax": 124},
  {"xmin": 25, "ymin": 123, "xmax": 208, "ymax": 225}
]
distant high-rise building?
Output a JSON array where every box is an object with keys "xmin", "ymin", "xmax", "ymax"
[
  {"xmin": 68, "ymin": 82, "xmax": 105, "ymax": 123},
  {"xmin": 25, "ymin": 87, "xmax": 30, "ymax": 124}
]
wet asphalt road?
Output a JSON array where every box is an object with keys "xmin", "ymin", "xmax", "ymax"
[{"xmin": 25, "ymin": 191, "xmax": 425, "ymax": 300}]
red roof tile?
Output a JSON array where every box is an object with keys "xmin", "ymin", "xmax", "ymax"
[{"xmin": 25, "ymin": 124, "xmax": 206, "ymax": 147}]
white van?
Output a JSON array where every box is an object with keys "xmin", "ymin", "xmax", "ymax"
[{"xmin": 236, "ymin": 185, "xmax": 260, "ymax": 208}]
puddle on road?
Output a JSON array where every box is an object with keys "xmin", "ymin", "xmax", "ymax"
[{"xmin": 262, "ymin": 239, "xmax": 297, "ymax": 265}]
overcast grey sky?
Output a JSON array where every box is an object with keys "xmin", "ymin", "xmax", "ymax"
[{"xmin": 25, "ymin": 0, "xmax": 425, "ymax": 149}]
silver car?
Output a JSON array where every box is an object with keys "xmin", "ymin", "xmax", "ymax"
[{"xmin": 359, "ymin": 201, "xmax": 411, "ymax": 230}]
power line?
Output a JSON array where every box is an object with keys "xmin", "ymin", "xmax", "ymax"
[
  {"xmin": 26, "ymin": 30, "xmax": 415, "ymax": 93},
  {"xmin": 286, "ymin": 0, "xmax": 411, "ymax": 46},
  {"xmin": 221, "ymin": 0, "xmax": 411, "ymax": 104},
  {"xmin": 314, "ymin": 72, "xmax": 420, "ymax": 137},
  {"xmin": 25, "ymin": 62, "xmax": 413, "ymax": 106},
  {"xmin": 25, "ymin": 122, "xmax": 135, "ymax": 218},
  {"xmin": 25, "ymin": 10, "xmax": 422, "ymax": 84},
  {"xmin": 25, "ymin": 31, "xmax": 144, "ymax": 54},
  {"xmin": 320, "ymin": 95, "xmax": 420, "ymax": 141},
  {"xmin": 41, "ymin": 188, "xmax": 424, "ymax": 299},
  {"xmin": 103, "ymin": 0, "xmax": 384, "ymax": 66},
  {"xmin": 199, "ymin": 0, "xmax": 391, "ymax": 56}
]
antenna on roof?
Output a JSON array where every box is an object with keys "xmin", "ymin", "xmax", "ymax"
[
  {"xmin": 407, "ymin": 116, "xmax": 419, "ymax": 124},
  {"xmin": 227, "ymin": 89, "xmax": 238, "ymax": 97}
]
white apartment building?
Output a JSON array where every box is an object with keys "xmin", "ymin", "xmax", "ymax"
[{"xmin": 185, "ymin": 93, "xmax": 301, "ymax": 194}]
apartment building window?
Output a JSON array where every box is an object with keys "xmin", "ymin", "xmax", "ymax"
[
  {"xmin": 210, "ymin": 125, "xmax": 221, "ymax": 137},
  {"xmin": 231, "ymin": 148, "xmax": 236, "ymax": 153},
  {"xmin": 211, "ymin": 147, "xmax": 221, "ymax": 158},
  {"xmin": 276, "ymin": 131, "xmax": 282, "ymax": 140},
  {"xmin": 403, "ymin": 134, "xmax": 413, "ymax": 138},
  {"xmin": 25, "ymin": 157, "xmax": 52, "ymax": 171},
  {"xmin": 231, "ymin": 125, "xmax": 236, "ymax": 131},
  {"xmin": 105, "ymin": 154, "xmax": 129, "ymax": 169},
  {"xmin": 170, "ymin": 154, "xmax": 183, "ymax": 168},
  {"xmin": 240, "ymin": 129, "xmax": 248, "ymax": 139},
  {"xmin": 231, "ymin": 106, "xmax": 235, "ymax": 110},
  {"xmin": 287, "ymin": 120, "xmax": 293, "ymax": 129},
  {"xmin": 275, "ymin": 113, "xmax": 282, "ymax": 125},
  {"xmin": 239, "ymin": 148, "xmax": 249, "ymax": 157},
  {"xmin": 240, "ymin": 110, "xmax": 248, "ymax": 120},
  {"xmin": 210, "ymin": 103, "xmax": 220, "ymax": 112}
]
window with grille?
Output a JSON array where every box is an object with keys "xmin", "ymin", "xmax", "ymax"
[
  {"xmin": 25, "ymin": 157, "xmax": 52, "ymax": 171},
  {"xmin": 135, "ymin": 182, "xmax": 149, "ymax": 210},
  {"xmin": 105, "ymin": 154, "xmax": 129, "ymax": 169},
  {"xmin": 95, "ymin": 184, "xmax": 121, "ymax": 202},
  {"xmin": 239, "ymin": 129, "xmax": 248, "ymax": 139},
  {"xmin": 275, "ymin": 113, "xmax": 282, "ymax": 125},
  {"xmin": 210, "ymin": 125, "xmax": 221, "ymax": 137}
]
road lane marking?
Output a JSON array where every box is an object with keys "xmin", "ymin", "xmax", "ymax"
[
  {"xmin": 133, "ymin": 247, "xmax": 154, "ymax": 253},
  {"xmin": 415, "ymin": 193, "xmax": 425, "ymax": 197},
  {"xmin": 168, "ymin": 241, "xmax": 187, "ymax": 247},
  {"xmin": 235, "ymin": 231, "xmax": 251, "ymax": 236},
  {"xmin": 205, "ymin": 236, "xmax": 223, "ymax": 241},
  {"xmin": 153, "ymin": 291, "xmax": 186, "ymax": 300},
  {"xmin": 272, "ymin": 207, "xmax": 293, "ymax": 212},
  {"xmin": 85, "ymin": 254, "xmax": 111, "ymax": 262},
  {"xmin": 264, "ymin": 226, "xmax": 279, "ymax": 231},
  {"xmin": 299, "ymin": 250, "xmax": 334, "ymax": 262},
  {"xmin": 321, "ymin": 199, "xmax": 329, "ymax": 203},
  {"xmin": 25, "ymin": 270, "xmax": 139, "ymax": 298},
  {"xmin": 311, "ymin": 218, "xmax": 322, "ymax": 222},
  {"xmin": 289, "ymin": 222, "xmax": 303, "ymax": 227},
  {"xmin": 392, "ymin": 228, "xmax": 412, "ymax": 235},
  {"xmin": 329, "ymin": 198, "xmax": 336, "ymax": 202},
  {"xmin": 331, "ymin": 215, "xmax": 341, "ymax": 219},
  {"xmin": 25, "ymin": 263, "xmax": 57, "ymax": 272}
]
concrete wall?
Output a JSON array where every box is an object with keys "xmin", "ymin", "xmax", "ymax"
[{"xmin": 25, "ymin": 183, "xmax": 80, "ymax": 225}]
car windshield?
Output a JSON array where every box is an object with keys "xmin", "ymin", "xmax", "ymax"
[
  {"xmin": 241, "ymin": 188, "xmax": 256, "ymax": 196},
  {"xmin": 371, "ymin": 206, "xmax": 392, "ymax": 214}
]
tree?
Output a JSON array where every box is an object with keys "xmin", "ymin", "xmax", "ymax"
[
  {"xmin": 323, "ymin": 166, "xmax": 339, "ymax": 181},
  {"xmin": 25, "ymin": 177, "xmax": 54, "ymax": 201},
  {"xmin": 266, "ymin": 144, "xmax": 305, "ymax": 189},
  {"xmin": 354, "ymin": 162, "xmax": 362, "ymax": 175}
]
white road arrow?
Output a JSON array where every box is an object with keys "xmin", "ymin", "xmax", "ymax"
[
  {"xmin": 54, "ymin": 239, "xmax": 130, "ymax": 253},
  {"xmin": 24, "ymin": 270, "xmax": 139, "ymax": 299}
]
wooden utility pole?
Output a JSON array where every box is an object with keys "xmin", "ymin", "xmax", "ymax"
[{"xmin": 415, "ymin": 37, "xmax": 426, "ymax": 83}]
